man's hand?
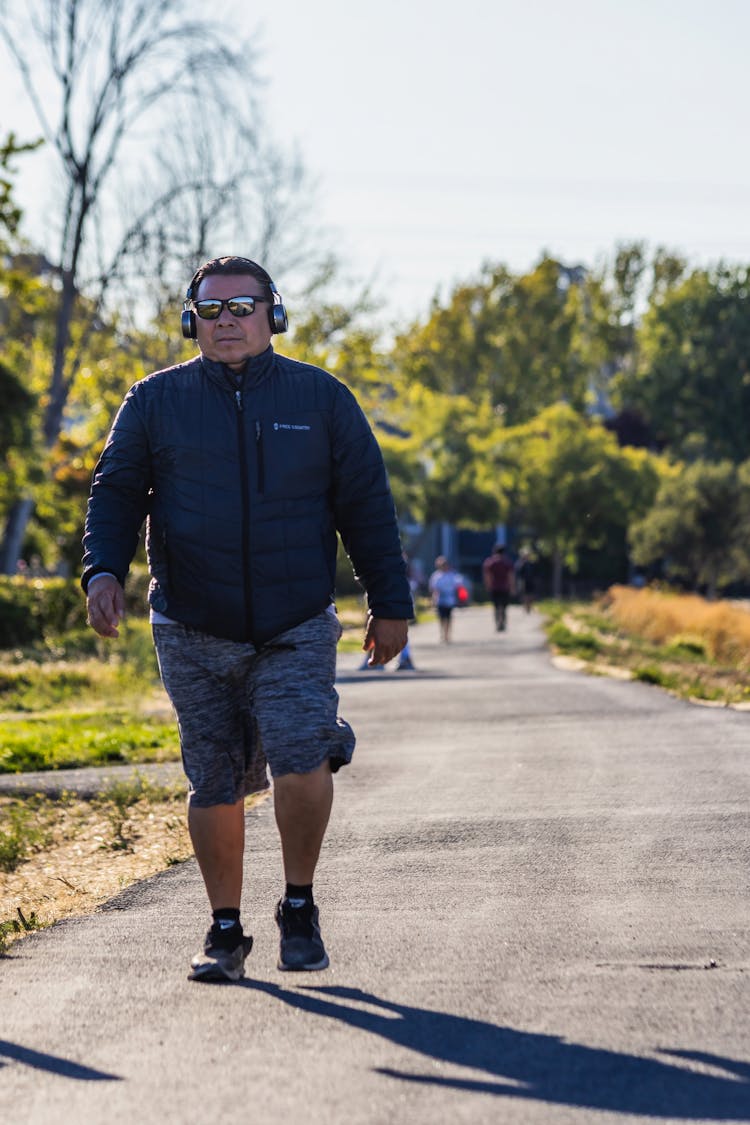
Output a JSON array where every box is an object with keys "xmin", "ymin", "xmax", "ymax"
[
  {"xmin": 362, "ymin": 615, "xmax": 408, "ymax": 666},
  {"xmin": 86, "ymin": 575, "xmax": 126, "ymax": 638}
]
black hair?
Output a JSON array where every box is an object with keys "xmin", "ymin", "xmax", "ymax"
[{"xmin": 190, "ymin": 256, "xmax": 273, "ymax": 303}]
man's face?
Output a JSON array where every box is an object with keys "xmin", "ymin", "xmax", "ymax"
[{"xmin": 194, "ymin": 272, "xmax": 272, "ymax": 370}]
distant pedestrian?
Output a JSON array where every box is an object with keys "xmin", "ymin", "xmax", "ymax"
[
  {"xmin": 514, "ymin": 547, "xmax": 537, "ymax": 614},
  {"xmin": 482, "ymin": 544, "xmax": 515, "ymax": 631},
  {"xmin": 429, "ymin": 556, "xmax": 464, "ymax": 643}
]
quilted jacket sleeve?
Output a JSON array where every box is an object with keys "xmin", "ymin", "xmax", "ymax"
[
  {"xmin": 81, "ymin": 385, "xmax": 152, "ymax": 592},
  {"xmin": 329, "ymin": 382, "xmax": 413, "ymax": 619}
]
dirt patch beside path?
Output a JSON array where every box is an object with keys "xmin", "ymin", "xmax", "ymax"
[{"xmin": 0, "ymin": 790, "xmax": 268, "ymax": 950}]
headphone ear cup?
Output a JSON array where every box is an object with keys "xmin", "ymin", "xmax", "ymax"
[
  {"xmin": 181, "ymin": 308, "xmax": 196, "ymax": 339},
  {"xmin": 270, "ymin": 303, "xmax": 288, "ymax": 334}
]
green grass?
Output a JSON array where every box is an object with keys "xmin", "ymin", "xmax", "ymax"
[
  {"xmin": 0, "ymin": 795, "xmax": 58, "ymax": 872},
  {"xmin": 0, "ymin": 601, "xmax": 434, "ymax": 777},
  {"xmin": 90, "ymin": 774, "xmax": 186, "ymax": 852},
  {"xmin": 0, "ymin": 618, "xmax": 160, "ymax": 712},
  {"xmin": 0, "ymin": 910, "xmax": 42, "ymax": 953},
  {"xmin": 0, "ymin": 664, "xmax": 113, "ymax": 712},
  {"xmin": 96, "ymin": 773, "xmax": 183, "ymax": 806},
  {"xmin": 631, "ymin": 664, "xmax": 680, "ymax": 690},
  {"xmin": 0, "ymin": 712, "xmax": 179, "ymax": 774},
  {"xmin": 546, "ymin": 620, "xmax": 603, "ymax": 659},
  {"xmin": 0, "ymin": 777, "xmax": 184, "ymax": 873},
  {"xmin": 664, "ymin": 636, "xmax": 709, "ymax": 661}
]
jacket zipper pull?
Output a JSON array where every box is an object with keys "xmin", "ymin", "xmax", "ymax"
[
  {"xmin": 255, "ymin": 420, "xmax": 261, "ymax": 442},
  {"xmin": 235, "ymin": 389, "xmax": 243, "ymax": 412}
]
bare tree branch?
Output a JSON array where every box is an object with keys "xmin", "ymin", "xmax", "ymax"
[{"xmin": 0, "ymin": 0, "xmax": 331, "ymax": 569}]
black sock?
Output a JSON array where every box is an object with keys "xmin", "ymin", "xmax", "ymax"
[
  {"xmin": 212, "ymin": 907, "xmax": 241, "ymax": 931},
  {"xmin": 285, "ymin": 883, "xmax": 313, "ymax": 908},
  {"xmin": 208, "ymin": 908, "xmax": 242, "ymax": 949}
]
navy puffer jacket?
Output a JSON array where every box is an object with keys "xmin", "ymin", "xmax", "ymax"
[{"xmin": 81, "ymin": 347, "xmax": 412, "ymax": 644}]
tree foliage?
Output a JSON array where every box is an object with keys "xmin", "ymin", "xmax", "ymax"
[
  {"xmin": 0, "ymin": 0, "xmax": 327, "ymax": 570},
  {"xmin": 500, "ymin": 404, "xmax": 662, "ymax": 594},
  {"xmin": 629, "ymin": 460, "xmax": 750, "ymax": 597},
  {"xmin": 395, "ymin": 257, "xmax": 589, "ymax": 424},
  {"xmin": 3, "ymin": 199, "xmax": 750, "ymax": 594},
  {"xmin": 613, "ymin": 265, "xmax": 750, "ymax": 462}
]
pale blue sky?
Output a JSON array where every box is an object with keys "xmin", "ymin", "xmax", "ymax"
[
  {"xmin": 253, "ymin": 0, "xmax": 750, "ymax": 322},
  {"xmin": 4, "ymin": 0, "xmax": 749, "ymax": 327}
]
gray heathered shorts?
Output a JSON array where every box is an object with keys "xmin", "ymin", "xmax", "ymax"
[{"xmin": 152, "ymin": 610, "xmax": 355, "ymax": 807}]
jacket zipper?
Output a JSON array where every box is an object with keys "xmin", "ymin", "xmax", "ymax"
[
  {"xmin": 255, "ymin": 420, "xmax": 265, "ymax": 493},
  {"xmin": 234, "ymin": 385, "xmax": 254, "ymax": 640}
]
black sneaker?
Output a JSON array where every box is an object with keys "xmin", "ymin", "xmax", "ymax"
[
  {"xmin": 275, "ymin": 898, "xmax": 329, "ymax": 971},
  {"xmin": 188, "ymin": 925, "xmax": 254, "ymax": 982}
]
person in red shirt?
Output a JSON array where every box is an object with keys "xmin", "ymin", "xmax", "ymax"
[{"xmin": 482, "ymin": 544, "xmax": 516, "ymax": 632}]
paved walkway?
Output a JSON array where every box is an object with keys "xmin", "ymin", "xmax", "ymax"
[
  {"xmin": 1, "ymin": 605, "xmax": 749, "ymax": 1124},
  {"xmin": 0, "ymin": 760, "xmax": 184, "ymax": 798}
]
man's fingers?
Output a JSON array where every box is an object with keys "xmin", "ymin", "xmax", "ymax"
[
  {"xmin": 87, "ymin": 606, "xmax": 120, "ymax": 637},
  {"xmin": 85, "ymin": 576, "xmax": 125, "ymax": 637},
  {"xmin": 363, "ymin": 617, "xmax": 409, "ymax": 664}
]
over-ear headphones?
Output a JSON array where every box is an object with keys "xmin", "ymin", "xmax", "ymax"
[{"xmin": 181, "ymin": 258, "xmax": 289, "ymax": 339}]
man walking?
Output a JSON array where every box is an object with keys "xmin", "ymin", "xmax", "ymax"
[
  {"xmin": 482, "ymin": 543, "xmax": 515, "ymax": 631},
  {"xmin": 82, "ymin": 256, "xmax": 412, "ymax": 982}
]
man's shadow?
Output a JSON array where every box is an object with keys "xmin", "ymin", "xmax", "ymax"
[
  {"xmin": 242, "ymin": 981, "xmax": 750, "ymax": 1120},
  {"xmin": 0, "ymin": 1039, "xmax": 120, "ymax": 1081}
]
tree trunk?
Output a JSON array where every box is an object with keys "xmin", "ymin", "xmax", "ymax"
[
  {"xmin": 0, "ymin": 497, "xmax": 35, "ymax": 574},
  {"xmin": 43, "ymin": 268, "xmax": 76, "ymax": 448}
]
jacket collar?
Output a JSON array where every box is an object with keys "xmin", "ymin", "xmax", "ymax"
[{"xmin": 200, "ymin": 345, "xmax": 276, "ymax": 390}]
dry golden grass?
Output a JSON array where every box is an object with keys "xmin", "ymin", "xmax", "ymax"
[{"xmin": 603, "ymin": 585, "xmax": 750, "ymax": 667}]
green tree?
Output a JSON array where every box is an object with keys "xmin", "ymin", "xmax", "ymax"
[
  {"xmin": 629, "ymin": 459, "xmax": 750, "ymax": 597},
  {"xmin": 406, "ymin": 386, "xmax": 506, "ymax": 527},
  {"xmin": 395, "ymin": 256, "xmax": 589, "ymax": 424},
  {"xmin": 0, "ymin": 139, "xmax": 36, "ymax": 457},
  {"xmin": 0, "ymin": 139, "xmax": 52, "ymax": 572},
  {"xmin": 0, "ymin": 0, "xmax": 324, "ymax": 568},
  {"xmin": 574, "ymin": 242, "xmax": 688, "ymax": 438},
  {"xmin": 0, "ymin": 134, "xmax": 43, "ymax": 245},
  {"xmin": 615, "ymin": 265, "xmax": 750, "ymax": 461},
  {"xmin": 501, "ymin": 404, "xmax": 662, "ymax": 595}
]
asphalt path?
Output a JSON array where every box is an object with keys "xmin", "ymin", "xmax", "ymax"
[{"xmin": 1, "ymin": 605, "xmax": 749, "ymax": 1124}]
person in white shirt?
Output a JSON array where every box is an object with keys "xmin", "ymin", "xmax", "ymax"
[{"xmin": 428, "ymin": 556, "xmax": 464, "ymax": 643}]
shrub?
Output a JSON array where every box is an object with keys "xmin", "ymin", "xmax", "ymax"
[
  {"xmin": 0, "ymin": 567, "xmax": 151, "ymax": 649},
  {"xmin": 633, "ymin": 665, "xmax": 678, "ymax": 689},
  {"xmin": 0, "ymin": 578, "xmax": 85, "ymax": 646},
  {"xmin": 547, "ymin": 621, "xmax": 601, "ymax": 656},
  {"xmin": 665, "ymin": 635, "xmax": 708, "ymax": 661},
  {"xmin": 0, "ymin": 800, "xmax": 52, "ymax": 872}
]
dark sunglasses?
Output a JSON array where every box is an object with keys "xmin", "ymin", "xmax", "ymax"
[{"xmin": 193, "ymin": 295, "xmax": 269, "ymax": 320}]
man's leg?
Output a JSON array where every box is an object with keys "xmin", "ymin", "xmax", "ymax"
[
  {"xmin": 255, "ymin": 612, "xmax": 354, "ymax": 971},
  {"xmin": 186, "ymin": 797, "xmax": 254, "ymax": 982},
  {"xmin": 273, "ymin": 761, "xmax": 333, "ymax": 971},
  {"xmin": 188, "ymin": 798, "xmax": 245, "ymax": 909},
  {"xmin": 273, "ymin": 760, "xmax": 333, "ymax": 883}
]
